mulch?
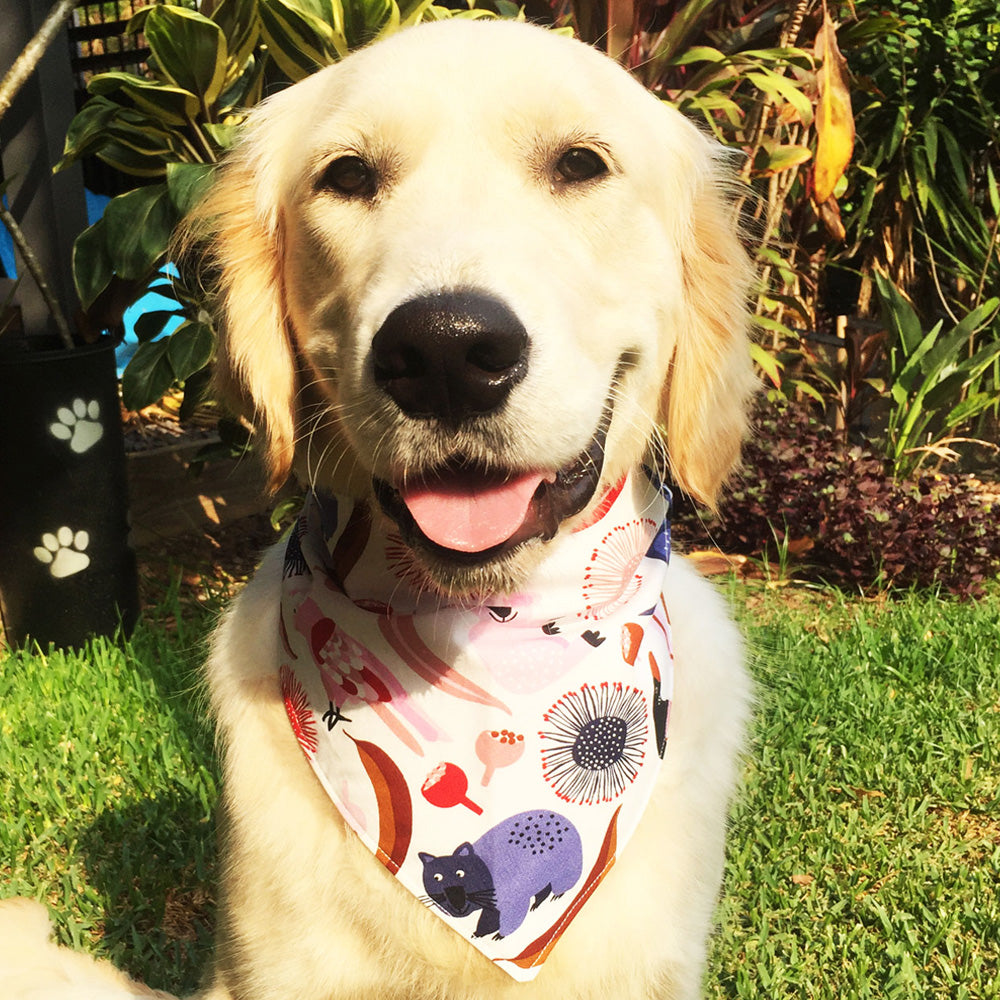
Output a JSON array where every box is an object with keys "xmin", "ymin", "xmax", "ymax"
[{"xmin": 136, "ymin": 511, "xmax": 280, "ymax": 614}]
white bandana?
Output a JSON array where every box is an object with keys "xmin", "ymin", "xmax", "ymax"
[{"xmin": 278, "ymin": 471, "xmax": 674, "ymax": 980}]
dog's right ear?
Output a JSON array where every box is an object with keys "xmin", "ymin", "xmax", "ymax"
[{"xmin": 181, "ymin": 84, "xmax": 318, "ymax": 491}]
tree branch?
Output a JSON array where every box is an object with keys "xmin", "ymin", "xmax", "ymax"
[
  {"xmin": 0, "ymin": 200, "xmax": 74, "ymax": 348},
  {"xmin": 0, "ymin": 0, "xmax": 78, "ymax": 125}
]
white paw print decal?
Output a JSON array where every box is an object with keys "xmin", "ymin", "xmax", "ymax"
[
  {"xmin": 50, "ymin": 398, "xmax": 104, "ymax": 454},
  {"xmin": 33, "ymin": 527, "xmax": 91, "ymax": 579}
]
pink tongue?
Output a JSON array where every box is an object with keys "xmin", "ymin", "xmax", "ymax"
[{"xmin": 401, "ymin": 471, "xmax": 545, "ymax": 553}]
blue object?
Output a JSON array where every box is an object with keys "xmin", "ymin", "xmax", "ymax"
[
  {"xmin": 0, "ymin": 196, "xmax": 15, "ymax": 280},
  {"xmin": 0, "ymin": 190, "xmax": 182, "ymax": 375}
]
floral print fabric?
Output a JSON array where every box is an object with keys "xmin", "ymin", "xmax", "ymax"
[{"xmin": 278, "ymin": 472, "xmax": 673, "ymax": 980}]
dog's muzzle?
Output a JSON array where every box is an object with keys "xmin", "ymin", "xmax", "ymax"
[{"xmin": 370, "ymin": 290, "xmax": 614, "ymax": 563}]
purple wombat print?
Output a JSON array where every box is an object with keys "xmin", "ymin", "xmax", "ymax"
[{"xmin": 419, "ymin": 810, "xmax": 583, "ymax": 938}]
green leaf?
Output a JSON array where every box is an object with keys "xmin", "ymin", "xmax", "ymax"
[
  {"xmin": 144, "ymin": 5, "xmax": 228, "ymax": 108},
  {"xmin": 937, "ymin": 122, "xmax": 967, "ymax": 189},
  {"xmin": 740, "ymin": 47, "xmax": 814, "ymax": 64},
  {"xmin": 646, "ymin": 0, "xmax": 718, "ymax": 74},
  {"xmin": 344, "ymin": 0, "xmax": 393, "ymax": 46},
  {"xmin": 921, "ymin": 298, "xmax": 1000, "ymax": 377},
  {"xmin": 216, "ymin": 52, "xmax": 266, "ymax": 113},
  {"xmin": 88, "ymin": 72, "xmax": 201, "ymax": 126},
  {"xmin": 179, "ymin": 365, "xmax": 213, "ymax": 420},
  {"xmin": 399, "ymin": 0, "xmax": 436, "ymax": 28},
  {"xmin": 746, "ymin": 70, "xmax": 813, "ymax": 126},
  {"xmin": 59, "ymin": 101, "xmax": 184, "ymax": 175},
  {"xmin": 912, "ymin": 146, "xmax": 930, "ymax": 213},
  {"xmin": 666, "ymin": 45, "xmax": 726, "ymax": 66},
  {"xmin": 750, "ymin": 342, "xmax": 783, "ymax": 387},
  {"xmin": 122, "ymin": 338, "xmax": 175, "ymax": 410},
  {"xmin": 258, "ymin": 0, "xmax": 348, "ymax": 81},
  {"xmin": 945, "ymin": 391, "xmax": 997, "ymax": 427},
  {"xmin": 886, "ymin": 107, "xmax": 907, "ymax": 162},
  {"xmin": 789, "ymin": 379, "xmax": 826, "ymax": 405},
  {"xmin": 202, "ymin": 122, "xmax": 242, "ymax": 151},
  {"xmin": 987, "ymin": 162, "xmax": 1000, "ymax": 218},
  {"xmin": 167, "ymin": 320, "xmax": 216, "ymax": 381},
  {"xmin": 166, "ymin": 162, "xmax": 218, "ymax": 216},
  {"xmin": 270, "ymin": 494, "xmax": 305, "ymax": 529},
  {"xmin": 875, "ymin": 272, "xmax": 925, "ymax": 357},
  {"xmin": 758, "ymin": 144, "xmax": 812, "ymax": 176},
  {"xmin": 95, "ymin": 138, "xmax": 172, "ymax": 178},
  {"xmin": 133, "ymin": 309, "xmax": 179, "ymax": 344},
  {"xmin": 921, "ymin": 116, "xmax": 938, "ymax": 176},
  {"xmin": 895, "ymin": 322, "xmax": 943, "ymax": 388},
  {"xmin": 213, "ymin": 0, "xmax": 261, "ymax": 86},
  {"xmin": 375, "ymin": 0, "xmax": 401, "ymax": 39},
  {"xmin": 72, "ymin": 218, "xmax": 114, "ymax": 310},
  {"xmin": 58, "ymin": 96, "xmax": 121, "ymax": 169},
  {"xmin": 102, "ymin": 185, "xmax": 177, "ymax": 282}
]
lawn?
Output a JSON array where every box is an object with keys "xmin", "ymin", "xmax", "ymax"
[{"xmin": 1, "ymin": 575, "xmax": 998, "ymax": 997}]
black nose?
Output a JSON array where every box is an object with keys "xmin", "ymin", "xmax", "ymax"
[{"xmin": 372, "ymin": 291, "xmax": 529, "ymax": 421}]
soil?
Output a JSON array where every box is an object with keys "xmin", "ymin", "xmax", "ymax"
[
  {"xmin": 121, "ymin": 398, "xmax": 217, "ymax": 454},
  {"xmin": 136, "ymin": 511, "xmax": 281, "ymax": 615},
  {"xmin": 123, "ymin": 395, "xmax": 279, "ymax": 612}
]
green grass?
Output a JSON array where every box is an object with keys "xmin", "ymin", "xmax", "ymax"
[
  {"xmin": 709, "ymin": 584, "xmax": 1000, "ymax": 999},
  {"xmin": 2, "ymin": 580, "xmax": 998, "ymax": 997},
  {"xmin": 0, "ymin": 587, "xmax": 220, "ymax": 994}
]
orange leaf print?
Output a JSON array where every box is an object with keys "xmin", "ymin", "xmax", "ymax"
[{"xmin": 346, "ymin": 733, "xmax": 412, "ymax": 874}]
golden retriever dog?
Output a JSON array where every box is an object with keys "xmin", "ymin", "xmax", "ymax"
[{"xmin": 1, "ymin": 18, "xmax": 753, "ymax": 1000}]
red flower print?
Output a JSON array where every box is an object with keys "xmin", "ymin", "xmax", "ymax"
[{"xmin": 280, "ymin": 664, "xmax": 318, "ymax": 757}]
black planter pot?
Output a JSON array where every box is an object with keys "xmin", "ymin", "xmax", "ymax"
[{"xmin": 0, "ymin": 335, "xmax": 139, "ymax": 648}]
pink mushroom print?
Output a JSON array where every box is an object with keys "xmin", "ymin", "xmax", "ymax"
[
  {"xmin": 475, "ymin": 728, "xmax": 525, "ymax": 785},
  {"xmin": 422, "ymin": 762, "xmax": 483, "ymax": 814}
]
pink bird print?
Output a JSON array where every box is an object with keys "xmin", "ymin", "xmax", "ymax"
[{"xmin": 294, "ymin": 597, "xmax": 444, "ymax": 755}]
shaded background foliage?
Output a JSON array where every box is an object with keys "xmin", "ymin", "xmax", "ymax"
[{"xmin": 673, "ymin": 401, "xmax": 1000, "ymax": 596}]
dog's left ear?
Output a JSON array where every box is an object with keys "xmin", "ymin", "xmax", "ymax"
[{"xmin": 658, "ymin": 132, "xmax": 757, "ymax": 509}]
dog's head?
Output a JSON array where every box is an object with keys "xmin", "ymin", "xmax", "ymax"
[{"xmin": 193, "ymin": 19, "xmax": 755, "ymax": 593}]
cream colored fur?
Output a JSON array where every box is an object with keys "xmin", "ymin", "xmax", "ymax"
[
  {"xmin": 0, "ymin": 898, "xmax": 173, "ymax": 999},
  {"xmin": 3, "ymin": 19, "xmax": 753, "ymax": 999}
]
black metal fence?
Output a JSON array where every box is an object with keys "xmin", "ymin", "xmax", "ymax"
[{"xmin": 67, "ymin": 1, "xmax": 151, "ymax": 195}]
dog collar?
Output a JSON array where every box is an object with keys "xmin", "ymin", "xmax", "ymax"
[{"xmin": 278, "ymin": 471, "xmax": 674, "ymax": 980}]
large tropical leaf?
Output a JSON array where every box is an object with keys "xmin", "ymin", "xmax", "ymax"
[
  {"xmin": 166, "ymin": 162, "xmax": 218, "ymax": 216},
  {"xmin": 167, "ymin": 320, "xmax": 216, "ymax": 382},
  {"xmin": 122, "ymin": 338, "xmax": 175, "ymax": 411},
  {"xmin": 144, "ymin": 5, "xmax": 228, "ymax": 108},
  {"xmin": 72, "ymin": 218, "xmax": 114, "ymax": 310},
  {"xmin": 87, "ymin": 72, "xmax": 201, "ymax": 126},
  {"xmin": 259, "ymin": 0, "xmax": 348, "ymax": 80},
  {"xmin": 102, "ymin": 185, "xmax": 177, "ymax": 282}
]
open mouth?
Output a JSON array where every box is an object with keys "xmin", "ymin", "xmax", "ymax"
[{"xmin": 373, "ymin": 401, "xmax": 612, "ymax": 564}]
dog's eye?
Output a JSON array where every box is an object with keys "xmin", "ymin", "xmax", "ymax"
[
  {"xmin": 318, "ymin": 155, "xmax": 376, "ymax": 197},
  {"xmin": 555, "ymin": 146, "xmax": 608, "ymax": 184}
]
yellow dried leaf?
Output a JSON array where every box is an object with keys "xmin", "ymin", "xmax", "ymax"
[{"xmin": 813, "ymin": 5, "xmax": 855, "ymax": 204}]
